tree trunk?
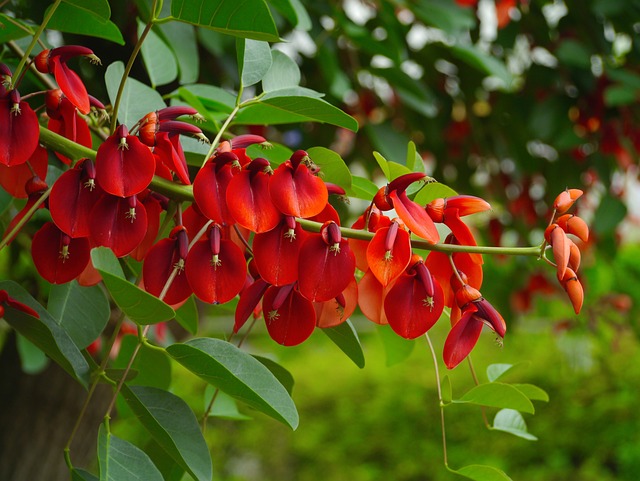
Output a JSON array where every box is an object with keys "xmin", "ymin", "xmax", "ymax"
[{"xmin": 0, "ymin": 333, "xmax": 110, "ymax": 481}]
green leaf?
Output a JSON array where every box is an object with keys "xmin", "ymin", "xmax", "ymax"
[
  {"xmin": 406, "ymin": 141, "xmax": 424, "ymax": 173},
  {"xmin": 171, "ymin": 0, "xmax": 279, "ymax": 41},
  {"xmin": 138, "ymin": 20, "xmax": 178, "ymax": 87},
  {"xmin": 234, "ymin": 94, "xmax": 358, "ymax": 131},
  {"xmin": 47, "ymin": 3, "xmax": 124, "ymax": 45},
  {"xmin": 492, "ymin": 409, "xmax": 538, "ymax": 441},
  {"xmin": 0, "ymin": 14, "xmax": 33, "ymax": 43},
  {"xmin": 120, "ymin": 385, "xmax": 212, "ymax": 481},
  {"xmin": 604, "ymin": 85, "xmax": 638, "ymax": 107},
  {"xmin": 237, "ymin": 38, "xmax": 272, "ymax": 88},
  {"xmin": 178, "ymin": 84, "xmax": 236, "ymax": 113},
  {"xmin": 306, "ymin": 146, "xmax": 352, "ymax": 191},
  {"xmin": 204, "ymin": 386, "xmax": 252, "ymax": 420},
  {"xmin": 62, "ymin": 0, "xmax": 111, "ymax": 20},
  {"xmin": 442, "ymin": 374, "xmax": 452, "ymax": 404},
  {"xmin": 452, "ymin": 464, "xmax": 513, "ymax": 481},
  {"xmin": 594, "ymin": 194, "xmax": 627, "ymax": 235},
  {"xmin": 456, "ymin": 383, "xmax": 535, "ymax": 414},
  {"xmin": 349, "ymin": 175, "xmax": 379, "ymax": 200},
  {"xmin": 413, "ymin": 182, "xmax": 458, "ymax": 206},
  {"xmin": 246, "ymin": 142, "xmax": 293, "ymax": 166},
  {"xmin": 105, "ymin": 62, "xmax": 166, "ymax": 127},
  {"xmin": 174, "ymin": 295, "xmax": 198, "ymax": 335},
  {"xmin": 72, "ymin": 468, "xmax": 99, "ymax": 481},
  {"xmin": 16, "ymin": 334, "xmax": 49, "ymax": 374},
  {"xmin": 48, "ymin": 281, "xmax": 110, "ymax": 349},
  {"xmin": 555, "ymin": 40, "xmax": 592, "ymax": 69},
  {"xmin": 114, "ymin": 336, "xmax": 172, "ymax": 390},
  {"xmin": 451, "ymin": 45, "xmax": 514, "ymax": 91},
  {"xmin": 269, "ymin": 0, "xmax": 311, "ymax": 30},
  {"xmin": 160, "ymin": 22, "xmax": 199, "ymax": 84},
  {"xmin": 91, "ymin": 247, "xmax": 175, "ymax": 325},
  {"xmin": 512, "ymin": 384, "xmax": 549, "ymax": 402},
  {"xmin": 0, "ymin": 280, "xmax": 90, "ymax": 387},
  {"xmin": 378, "ymin": 324, "xmax": 415, "ymax": 367},
  {"xmin": 373, "ymin": 151, "xmax": 391, "ymax": 180},
  {"xmin": 262, "ymin": 50, "xmax": 301, "ymax": 92},
  {"xmin": 167, "ymin": 338, "xmax": 299, "ymax": 429},
  {"xmin": 252, "ymin": 355, "xmax": 295, "ymax": 395},
  {"xmin": 413, "ymin": 0, "xmax": 476, "ymax": 35},
  {"xmin": 98, "ymin": 424, "xmax": 164, "ymax": 481},
  {"xmin": 486, "ymin": 362, "xmax": 529, "ymax": 382},
  {"xmin": 321, "ymin": 319, "xmax": 365, "ymax": 369}
]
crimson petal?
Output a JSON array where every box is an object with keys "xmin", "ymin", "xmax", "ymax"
[
  {"xmin": 252, "ymin": 219, "xmax": 307, "ymax": 286},
  {"xmin": 384, "ymin": 271, "xmax": 444, "ymax": 339},
  {"xmin": 269, "ymin": 161, "xmax": 328, "ymax": 218},
  {"xmin": 226, "ymin": 168, "xmax": 281, "ymax": 233},
  {"xmin": 0, "ymin": 145, "xmax": 48, "ymax": 198},
  {"xmin": 48, "ymin": 97, "xmax": 92, "ymax": 165},
  {"xmin": 89, "ymin": 194, "xmax": 148, "ymax": 257},
  {"xmin": 263, "ymin": 284, "xmax": 316, "ymax": 346},
  {"xmin": 366, "ymin": 224, "xmax": 411, "ymax": 286},
  {"xmin": 443, "ymin": 305, "xmax": 483, "ymax": 369},
  {"xmin": 315, "ymin": 277, "xmax": 358, "ymax": 328},
  {"xmin": 95, "ymin": 129, "xmax": 155, "ymax": 197},
  {"xmin": 32, "ymin": 222, "xmax": 90, "ymax": 284},
  {"xmin": 192, "ymin": 161, "xmax": 236, "ymax": 225},
  {"xmin": 51, "ymin": 56, "xmax": 90, "ymax": 114},
  {"xmin": 185, "ymin": 234, "xmax": 246, "ymax": 304},
  {"xmin": 143, "ymin": 237, "xmax": 193, "ymax": 305},
  {"xmin": 389, "ymin": 190, "xmax": 439, "ymax": 243},
  {"xmin": 0, "ymin": 98, "xmax": 39, "ymax": 167}
]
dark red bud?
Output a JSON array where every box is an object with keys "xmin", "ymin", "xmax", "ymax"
[
  {"xmin": 230, "ymin": 134, "xmax": 268, "ymax": 149},
  {"xmin": 415, "ymin": 262, "xmax": 435, "ymax": 298},
  {"xmin": 271, "ymin": 283, "xmax": 295, "ymax": 311},
  {"xmin": 290, "ymin": 150, "xmax": 310, "ymax": 169}
]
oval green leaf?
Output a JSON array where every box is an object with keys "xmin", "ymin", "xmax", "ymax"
[
  {"xmin": 105, "ymin": 62, "xmax": 166, "ymax": 127},
  {"xmin": 171, "ymin": 0, "xmax": 279, "ymax": 42},
  {"xmin": 252, "ymin": 355, "xmax": 295, "ymax": 394},
  {"xmin": 48, "ymin": 281, "xmax": 110, "ymax": 349},
  {"xmin": 138, "ymin": 19, "xmax": 178, "ymax": 87},
  {"xmin": 98, "ymin": 424, "xmax": 164, "ymax": 481},
  {"xmin": 166, "ymin": 338, "xmax": 299, "ymax": 429},
  {"xmin": 451, "ymin": 464, "xmax": 513, "ymax": 481},
  {"xmin": 174, "ymin": 295, "xmax": 199, "ymax": 335},
  {"xmin": 0, "ymin": 280, "xmax": 90, "ymax": 387},
  {"xmin": 238, "ymin": 38, "xmax": 272, "ymax": 88},
  {"xmin": 307, "ymin": 146, "xmax": 352, "ymax": 191},
  {"xmin": 512, "ymin": 384, "xmax": 549, "ymax": 402},
  {"xmin": 72, "ymin": 468, "xmax": 99, "ymax": 481},
  {"xmin": 262, "ymin": 50, "xmax": 301, "ymax": 92},
  {"xmin": 486, "ymin": 361, "xmax": 530, "ymax": 382},
  {"xmin": 48, "ymin": 3, "xmax": 124, "ymax": 45},
  {"xmin": 320, "ymin": 319, "xmax": 365, "ymax": 369},
  {"xmin": 120, "ymin": 385, "xmax": 212, "ymax": 481},
  {"xmin": 91, "ymin": 247, "xmax": 175, "ymax": 325},
  {"xmin": 492, "ymin": 409, "xmax": 538, "ymax": 441},
  {"xmin": 456, "ymin": 382, "xmax": 535, "ymax": 414}
]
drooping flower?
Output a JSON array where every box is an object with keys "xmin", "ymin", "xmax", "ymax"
[
  {"xmin": 0, "ymin": 89, "xmax": 39, "ymax": 167},
  {"xmin": 297, "ymin": 221, "xmax": 356, "ymax": 302},
  {"xmin": 34, "ymin": 46, "xmax": 101, "ymax": 114},
  {"xmin": 193, "ymin": 151, "xmax": 240, "ymax": 225},
  {"xmin": 0, "ymin": 145, "xmax": 48, "ymax": 198},
  {"xmin": 443, "ymin": 285, "xmax": 507, "ymax": 369},
  {"xmin": 373, "ymin": 172, "xmax": 439, "ymax": 243},
  {"xmin": 553, "ymin": 188, "xmax": 583, "ymax": 214},
  {"xmin": 314, "ymin": 277, "xmax": 358, "ymax": 328},
  {"xmin": 46, "ymin": 89, "xmax": 92, "ymax": 165},
  {"xmin": 384, "ymin": 257, "xmax": 445, "ymax": 339},
  {"xmin": 143, "ymin": 226, "xmax": 193, "ymax": 306},
  {"xmin": 89, "ymin": 194, "xmax": 148, "ymax": 257},
  {"xmin": 269, "ymin": 150, "xmax": 328, "ymax": 218},
  {"xmin": 185, "ymin": 224, "xmax": 247, "ymax": 304},
  {"xmin": 262, "ymin": 282, "xmax": 316, "ymax": 346},
  {"xmin": 226, "ymin": 157, "xmax": 282, "ymax": 233},
  {"xmin": 366, "ymin": 219, "xmax": 412, "ymax": 286},
  {"xmin": 95, "ymin": 124, "xmax": 156, "ymax": 198},
  {"xmin": 31, "ymin": 222, "xmax": 91, "ymax": 284}
]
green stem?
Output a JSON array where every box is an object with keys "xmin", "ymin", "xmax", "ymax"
[
  {"xmin": 0, "ymin": 186, "xmax": 52, "ymax": 251},
  {"xmin": 109, "ymin": 0, "xmax": 159, "ymax": 133},
  {"xmin": 425, "ymin": 332, "xmax": 448, "ymax": 468},
  {"xmin": 202, "ymin": 104, "xmax": 241, "ymax": 167},
  {"xmin": 11, "ymin": 0, "xmax": 62, "ymax": 86},
  {"xmin": 36, "ymin": 127, "xmax": 545, "ymax": 257}
]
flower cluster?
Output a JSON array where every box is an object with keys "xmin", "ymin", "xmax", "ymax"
[{"xmin": 0, "ymin": 44, "xmax": 588, "ymax": 370}]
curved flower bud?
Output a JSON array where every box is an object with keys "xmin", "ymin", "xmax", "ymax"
[{"xmin": 553, "ymin": 188, "xmax": 583, "ymax": 214}]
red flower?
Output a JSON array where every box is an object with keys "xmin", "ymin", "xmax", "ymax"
[
  {"xmin": 0, "ymin": 290, "xmax": 40, "ymax": 319},
  {"xmin": 262, "ymin": 283, "xmax": 316, "ymax": 346},
  {"xmin": 89, "ymin": 194, "xmax": 148, "ymax": 257},
  {"xmin": 297, "ymin": 221, "xmax": 356, "ymax": 302},
  {"xmin": 315, "ymin": 277, "xmax": 358, "ymax": 328},
  {"xmin": 31, "ymin": 222, "xmax": 90, "ymax": 284},
  {"xmin": 34, "ymin": 46, "xmax": 101, "ymax": 114},
  {"xmin": 193, "ymin": 151, "xmax": 240, "ymax": 225},
  {"xmin": 143, "ymin": 226, "xmax": 193, "ymax": 305},
  {"xmin": 226, "ymin": 157, "xmax": 282, "ymax": 233},
  {"xmin": 366, "ymin": 219, "xmax": 412, "ymax": 286},
  {"xmin": 95, "ymin": 125, "xmax": 156, "ymax": 197},
  {"xmin": 252, "ymin": 216, "xmax": 308, "ymax": 286},
  {"xmin": 443, "ymin": 285, "xmax": 507, "ymax": 369},
  {"xmin": 374, "ymin": 172, "xmax": 439, "ymax": 243},
  {"xmin": 384, "ymin": 258, "xmax": 444, "ymax": 339},
  {"xmin": 49, "ymin": 159, "xmax": 103, "ymax": 238},
  {"xmin": 0, "ymin": 145, "xmax": 48, "ymax": 198},
  {"xmin": 185, "ymin": 224, "xmax": 247, "ymax": 304},
  {"xmin": 269, "ymin": 150, "xmax": 328, "ymax": 218},
  {"xmin": 46, "ymin": 89, "xmax": 92, "ymax": 165},
  {"xmin": 0, "ymin": 89, "xmax": 39, "ymax": 167}
]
